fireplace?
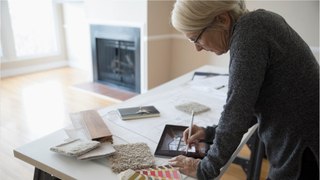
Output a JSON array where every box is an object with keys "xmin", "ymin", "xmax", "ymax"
[{"xmin": 90, "ymin": 25, "xmax": 140, "ymax": 93}]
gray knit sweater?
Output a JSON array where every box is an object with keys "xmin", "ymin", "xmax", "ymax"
[{"xmin": 196, "ymin": 9, "xmax": 319, "ymax": 180}]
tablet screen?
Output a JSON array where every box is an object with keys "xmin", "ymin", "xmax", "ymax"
[{"xmin": 155, "ymin": 124, "xmax": 209, "ymax": 159}]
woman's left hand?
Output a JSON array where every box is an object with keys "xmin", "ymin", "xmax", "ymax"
[{"xmin": 168, "ymin": 155, "xmax": 201, "ymax": 178}]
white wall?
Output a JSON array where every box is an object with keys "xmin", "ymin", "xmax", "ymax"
[
  {"xmin": 248, "ymin": 1, "xmax": 319, "ymax": 47},
  {"xmin": 147, "ymin": 0, "xmax": 174, "ymax": 89},
  {"xmin": 84, "ymin": 0, "xmax": 147, "ymax": 24},
  {"xmin": 63, "ymin": 3, "xmax": 92, "ymax": 77}
]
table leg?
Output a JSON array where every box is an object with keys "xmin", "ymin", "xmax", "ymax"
[{"xmin": 33, "ymin": 168, "xmax": 61, "ymax": 180}]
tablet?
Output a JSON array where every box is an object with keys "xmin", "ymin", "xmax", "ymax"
[{"xmin": 154, "ymin": 124, "xmax": 209, "ymax": 159}]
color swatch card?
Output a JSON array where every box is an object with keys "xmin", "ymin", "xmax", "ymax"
[
  {"xmin": 138, "ymin": 165, "xmax": 181, "ymax": 180},
  {"xmin": 118, "ymin": 165, "xmax": 181, "ymax": 180}
]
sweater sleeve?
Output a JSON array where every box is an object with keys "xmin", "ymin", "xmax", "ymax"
[
  {"xmin": 204, "ymin": 125, "xmax": 218, "ymax": 144},
  {"xmin": 197, "ymin": 17, "xmax": 269, "ymax": 179}
]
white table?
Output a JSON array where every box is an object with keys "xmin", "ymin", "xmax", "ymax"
[{"xmin": 14, "ymin": 65, "xmax": 260, "ymax": 180}]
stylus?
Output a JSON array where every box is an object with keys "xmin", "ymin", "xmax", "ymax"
[{"xmin": 186, "ymin": 111, "xmax": 194, "ymax": 154}]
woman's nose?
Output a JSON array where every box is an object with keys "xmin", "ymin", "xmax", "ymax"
[{"xmin": 195, "ymin": 44, "xmax": 203, "ymax": 51}]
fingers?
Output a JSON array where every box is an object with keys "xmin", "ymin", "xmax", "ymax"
[
  {"xmin": 168, "ymin": 155, "xmax": 200, "ymax": 178},
  {"xmin": 187, "ymin": 134, "xmax": 199, "ymax": 144},
  {"xmin": 190, "ymin": 126, "xmax": 203, "ymax": 143},
  {"xmin": 183, "ymin": 125, "xmax": 199, "ymax": 144},
  {"xmin": 169, "ymin": 155, "xmax": 196, "ymax": 166},
  {"xmin": 169, "ymin": 155, "xmax": 190, "ymax": 168},
  {"xmin": 169, "ymin": 155, "xmax": 185, "ymax": 162},
  {"xmin": 183, "ymin": 125, "xmax": 207, "ymax": 148},
  {"xmin": 169, "ymin": 155, "xmax": 186, "ymax": 167},
  {"xmin": 183, "ymin": 128, "xmax": 189, "ymax": 144}
]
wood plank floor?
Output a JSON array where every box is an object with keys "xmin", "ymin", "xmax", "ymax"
[{"xmin": 0, "ymin": 67, "xmax": 269, "ymax": 180}]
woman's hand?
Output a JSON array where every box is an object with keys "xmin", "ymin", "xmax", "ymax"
[
  {"xmin": 168, "ymin": 155, "xmax": 201, "ymax": 178},
  {"xmin": 183, "ymin": 125, "xmax": 206, "ymax": 147}
]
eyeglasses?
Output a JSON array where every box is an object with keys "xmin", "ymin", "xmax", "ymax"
[{"xmin": 189, "ymin": 26, "xmax": 209, "ymax": 44}]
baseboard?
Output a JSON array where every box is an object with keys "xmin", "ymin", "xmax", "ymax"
[
  {"xmin": 1, "ymin": 60, "xmax": 69, "ymax": 78},
  {"xmin": 68, "ymin": 59, "xmax": 92, "ymax": 72}
]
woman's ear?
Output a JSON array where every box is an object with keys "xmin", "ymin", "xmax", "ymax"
[{"xmin": 216, "ymin": 12, "xmax": 231, "ymax": 28}]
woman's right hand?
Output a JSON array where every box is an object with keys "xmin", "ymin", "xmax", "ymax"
[{"xmin": 183, "ymin": 125, "xmax": 206, "ymax": 147}]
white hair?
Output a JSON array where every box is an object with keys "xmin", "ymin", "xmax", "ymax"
[{"xmin": 171, "ymin": 0, "xmax": 249, "ymax": 33}]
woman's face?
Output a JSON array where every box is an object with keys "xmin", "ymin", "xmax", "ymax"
[
  {"xmin": 186, "ymin": 30, "xmax": 229, "ymax": 55},
  {"xmin": 185, "ymin": 12, "xmax": 232, "ymax": 55}
]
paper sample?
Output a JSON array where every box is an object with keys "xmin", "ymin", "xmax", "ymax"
[{"xmin": 77, "ymin": 142, "xmax": 116, "ymax": 160}]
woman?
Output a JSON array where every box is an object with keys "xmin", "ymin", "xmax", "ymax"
[{"xmin": 169, "ymin": 0, "xmax": 319, "ymax": 180}]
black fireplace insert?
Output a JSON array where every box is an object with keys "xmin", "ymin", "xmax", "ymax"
[{"xmin": 90, "ymin": 25, "xmax": 140, "ymax": 93}]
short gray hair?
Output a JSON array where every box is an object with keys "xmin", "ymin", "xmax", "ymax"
[{"xmin": 171, "ymin": 0, "xmax": 248, "ymax": 33}]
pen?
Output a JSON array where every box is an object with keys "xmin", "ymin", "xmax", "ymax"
[
  {"xmin": 186, "ymin": 110, "xmax": 195, "ymax": 155},
  {"xmin": 191, "ymin": 72, "xmax": 228, "ymax": 80},
  {"xmin": 215, "ymin": 85, "xmax": 226, "ymax": 90}
]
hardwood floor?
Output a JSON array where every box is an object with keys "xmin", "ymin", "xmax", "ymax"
[
  {"xmin": 221, "ymin": 145, "xmax": 270, "ymax": 180},
  {"xmin": 0, "ymin": 67, "xmax": 268, "ymax": 180},
  {"xmin": 0, "ymin": 68, "xmax": 118, "ymax": 180}
]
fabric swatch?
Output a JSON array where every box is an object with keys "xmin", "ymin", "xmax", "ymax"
[{"xmin": 108, "ymin": 143, "xmax": 155, "ymax": 173}]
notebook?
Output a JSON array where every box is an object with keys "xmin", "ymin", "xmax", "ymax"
[{"xmin": 117, "ymin": 106, "xmax": 160, "ymax": 120}]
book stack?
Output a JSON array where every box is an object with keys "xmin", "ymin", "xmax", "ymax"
[{"xmin": 50, "ymin": 110, "xmax": 116, "ymax": 160}]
